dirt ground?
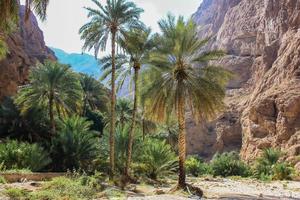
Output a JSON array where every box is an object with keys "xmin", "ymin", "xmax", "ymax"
[{"xmin": 0, "ymin": 177, "xmax": 300, "ymax": 200}]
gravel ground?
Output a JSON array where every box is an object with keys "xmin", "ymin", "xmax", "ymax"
[{"xmin": 0, "ymin": 178, "xmax": 299, "ymax": 200}]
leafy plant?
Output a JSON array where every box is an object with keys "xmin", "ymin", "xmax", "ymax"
[
  {"xmin": 15, "ymin": 60, "xmax": 82, "ymax": 135},
  {"xmin": 0, "ymin": 140, "xmax": 51, "ymax": 171},
  {"xmin": 272, "ymin": 162, "xmax": 294, "ymax": 180},
  {"xmin": 4, "ymin": 188, "xmax": 30, "ymax": 199},
  {"xmin": 50, "ymin": 116, "xmax": 99, "ymax": 171},
  {"xmin": 138, "ymin": 138, "xmax": 178, "ymax": 180},
  {"xmin": 30, "ymin": 176, "xmax": 98, "ymax": 200},
  {"xmin": 254, "ymin": 148, "xmax": 282, "ymax": 178},
  {"xmin": 211, "ymin": 152, "xmax": 251, "ymax": 177},
  {"xmin": 185, "ymin": 156, "xmax": 211, "ymax": 177}
]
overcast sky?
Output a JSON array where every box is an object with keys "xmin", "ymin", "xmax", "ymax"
[{"xmin": 21, "ymin": 0, "xmax": 201, "ymax": 55}]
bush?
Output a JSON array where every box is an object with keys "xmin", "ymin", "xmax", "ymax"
[
  {"xmin": 185, "ymin": 156, "xmax": 212, "ymax": 177},
  {"xmin": 0, "ymin": 140, "xmax": 51, "ymax": 171},
  {"xmin": 50, "ymin": 116, "xmax": 99, "ymax": 171},
  {"xmin": 30, "ymin": 176, "xmax": 98, "ymax": 200},
  {"xmin": 138, "ymin": 138, "xmax": 178, "ymax": 180},
  {"xmin": 253, "ymin": 148, "xmax": 287, "ymax": 180},
  {"xmin": 211, "ymin": 151, "xmax": 251, "ymax": 177},
  {"xmin": 272, "ymin": 162, "xmax": 294, "ymax": 180},
  {"xmin": 0, "ymin": 176, "xmax": 6, "ymax": 184},
  {"xmin": 4, "ymin": 188, "xmax": 30, "ymax": 199}
]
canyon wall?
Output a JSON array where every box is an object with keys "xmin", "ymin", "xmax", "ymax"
[
  {"xmin": 189, "ymin": 0, "xmax": 300, "ymax": 165},
  {"xmin": 0, "ymin": 6, "xmax": 55, "ymax": 101}
]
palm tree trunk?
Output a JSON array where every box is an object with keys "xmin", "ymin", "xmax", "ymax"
[
  {"xmin": 177, "ymin": 94, "xmax": 186, "ymax": 188},
  {"xmin": 109, "ymin": 31, "xmax": 116, "ymax": 178},
  {"xmin": 49, "ymin": 92, "xmax": 56, "ymax": 136},
  {"xmin": 125, "ymin": 66, "xmax": 139, "ymax": 177}
]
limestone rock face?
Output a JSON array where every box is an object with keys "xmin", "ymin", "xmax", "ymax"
[
  {"xmin": 0, "ymin": 6, "xmax": 55, "ymax": 101},
  {"xmin": 190, "ymin": 0, "xmax": 300, "ymax": 163}
]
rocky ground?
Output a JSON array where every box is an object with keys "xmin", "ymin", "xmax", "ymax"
[{"xmin": 0, "ymin": 177, "xmax": 299, "ymax": 200}]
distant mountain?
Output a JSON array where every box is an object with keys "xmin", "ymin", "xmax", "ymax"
[{"xmin": 51, "ymin": 48, "xmax": 101, "ymax": 77}]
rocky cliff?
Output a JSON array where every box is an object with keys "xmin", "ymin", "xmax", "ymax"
[
  {"xmin": 0, "ymin": 6, "xmax": 55, "ymax": 101},
  {"xmin": 190, "ymin": 0, "xmax": 300, "ymax": 165}
]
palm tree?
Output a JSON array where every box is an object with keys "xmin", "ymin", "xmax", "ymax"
[
  {"xmin": 79, "ymin": 0, "xmax": 143, "ymax": 176},
  {"xmin": 15, "ymin": 60, "xmax": 82, "ymax": 136},
  {"xmin": 142, "ymin": 15, "xmax": 232, "ymax": 189},
  {"xmin": 116, "ymin": 98, "xmax": 132, "ymax": 129},
  {"xmin": 79, "ymin": 74, "xmax": 109, "ymax": 115},
  {"xmin": 100, "ymin": 27, "xmax": 156, "ymax": 176}
]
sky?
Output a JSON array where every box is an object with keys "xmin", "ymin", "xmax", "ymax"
[{"xmin": 21, "ymin": 0, "xmax": 201, "ymax": 56}]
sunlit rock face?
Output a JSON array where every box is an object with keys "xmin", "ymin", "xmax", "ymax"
[
  {"xmin": 0, "ymin": 6, "xmax": 55, "ymax": 101},
  {"xmin": 190, "ymin": 0, "xmax": 300, "ymax": 164}
]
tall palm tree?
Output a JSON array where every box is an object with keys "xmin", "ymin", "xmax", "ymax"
[
  {"xmin": 79, "ymin": 74, "xmax": 109, "ymax": 115},
  {"xmin": 15, "ymin": 60, "xmax": 82, "ymax": 136},
  {"xmin": 79, "ymin": 0, "xmax": 143, "ymax": 176},
  {"xmin": 100, "ymin": 27, "xmax": 156, "ymax": 176},
  {"xmin": 142, "ymin": 15, "xmax": 232, "ymax": 189}
]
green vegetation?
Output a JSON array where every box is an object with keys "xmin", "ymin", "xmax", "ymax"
[
  {"xmin": 80, "ymin": 0, "xmax": 144, "ymax": 177},
  {"xmin": 0, "ymin": 1, "xmax": 298, "ymax": 199},
  {"xmin": 138, "ymin": 138, "xmax": 178, "ymax": 180},
  {"xmin": 254, "ymin": 148, "xmax": 294, "ymax": 181},
  {"xmin": 0, "ymin": 140, "xmax": 51, "ymax": 171},
  {"xmin": 50, "ymin": 116, "xmax": 99, "ymax": 171},
  {"xmin": 185, "ymin": 156, "xmax": 212, "ymax": 177},
  {"xmin": 210, "ymin": 152, "xmax": 251, "ymax": 177}
]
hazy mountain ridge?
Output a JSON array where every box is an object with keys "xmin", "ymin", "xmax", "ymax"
[{"xmin": 51, "ymin": 48, "xmax": 101, "ymax": 77}]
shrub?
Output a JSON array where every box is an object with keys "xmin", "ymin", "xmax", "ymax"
[
  {"xmin": 211, "ymin": 151, "xmax": 251, "ymax": 177},
  {"xmin": 254, "ymin": 148, "xmax": 283, "ymax": 179},
  {"xmin": 0, "ymin": 140, "xmax": 51, "ymax": 171},
  {"xmin": 50, "ymin": 116, "xmax": 99, "ymax": 171},
  {"xmin": 272, "ymin": 162, "xmax": 294, "ymax": 180},
  {"xmin": 4, "ymin": 188, "xmax": 29, "ymax": 199},
  {"xmin": 138, "ymin": 138, "xmax": 178, "ymax": 180},
  {"xmin": 185, "ymin": 156, "xmax": 212, "ymax": 177},
  {"xmin": 0, "ymin": 176, "xmax": 6, "ymax": 184},
  {"xmin": 30, "ymin": 176, "xmax": 98, "ymax": 200}
]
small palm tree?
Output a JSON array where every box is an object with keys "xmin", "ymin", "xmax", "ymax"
[
  {"xmin": 116, "ymin": 98, "xmax": 133, "ymax": 129},
  {"xmin": 101, "ymin": 27, "xmax": 156, "ymax": 176},
  {"xmin": 15, "ymin": 60, "xmax": 82, "ymax": 136},
  {"xmin": 51, "ymin": 115, "xmax": 99, "ymax": 171},
  {"xmin": 79, "ymin": 74, "xmax": 109, "ymax": 115},
  {"xmin": 79, "ymin": 0, "xmax": 143, "ymax": 176},
  {"xmin": 142, "ymin": 15, "xmax": 232, "ymax": 189}
]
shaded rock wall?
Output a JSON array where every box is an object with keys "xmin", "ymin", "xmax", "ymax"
[
  {"xmin": 189, "ymin": 0, "xmax": 300, "ymax": 163},
  {"xmin": 0, "ymin": 6, "xmax": 55, "ymax": 101}
]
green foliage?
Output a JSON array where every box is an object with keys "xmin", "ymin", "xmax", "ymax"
[
  {"xmin": 0, "ymin": 97, "xmax": 50, "ymax": 141},
  {"xmin": 272, "ymin": 162, "xmax": 294, "ymax": 180},
  {"xmin": 254, "ymin": 148, "xmax": 294, "ymax": 181},
  {"xmin": 211, "ymin": 152, "xmax": 251, "ymax": 177},
  {"xmin": 4, "ymin": 188, "xmax": 30, "ymax": 199},
  {"xmin": 254, "ymin": 148, "xmax": 282, "ymax": 178},
  {"xmin": 0, "ymin": 140, "xmax": 51, "ymax": 171},
  {"xmin": 142, "ymin": 14, "xmax": 232, "ymax": 123},
  {"xmin": 138, "ymin": 138, "xmax": 178, "ymax": 180},
  {"xmin": 80, "ymin": 74, "xmax": 109, "ymax": 115},
  {"xmin": 0, "ymin": 176, "xmax": 6, "ymax": 184},
  {"xmin": 0, "ymin": 38, "xmax": 8, "ymax": 60},
  {"xmin": 15, "ymin": 60, "xmax": 82, "ymax": 119},
  {"xmin": 30, "ymin": 176, "xmax": 98, "ymax": 200},
  {"xmin": 85, "ymin": 109, "xmax": 105, "ymax": 135},
  {"xmin": 50, "ymin": 116, "xmax": 99, "ymax": 171},
  {"xmin": 185, "ymin": 156, "xmax": 212, "ymax": 177},
  {"xmin": 79, "ymin": 0, "xmax": 144, "ymax": 58}
]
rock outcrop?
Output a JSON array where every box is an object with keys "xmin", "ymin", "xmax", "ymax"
[
  {"xmin": 0, "ymin": 6, "xmax": 55, "ymax": 101},
  {"xmin": 189, "ymin": 0, "xmax": 300, "ymax": 163}
]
